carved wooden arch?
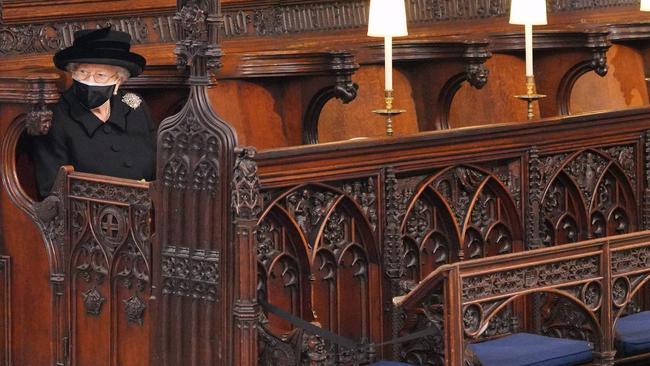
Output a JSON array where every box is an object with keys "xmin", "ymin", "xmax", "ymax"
[
  {"xmin": 257, "ymin": 204, "xmax": 312, "ymax": 265},
  {"xmin": 463, "ymin": 177, "xmax": 524, "ymax": 258},
  {"xmin": 402, "ymin": 164, "xmax": 522, "ymax": 262},
  {"xmin": 70, "ymin": 228, "xmax": 111, "ymax": 320},
  {"xmin": 400, "ymin": 188, "xmax": 461, "ymax": 280},
  {"xmin": 109, "ymin": 204, "xmax": 152, "ymax": 327},
  {"xmin": 540, "ymin": 148, "xmax": 637, "ymax": 245},
  {"xmin": 0, "ymin": 114, "xmax": 64, "ymax": 275},
  {"xmin": 256, "ymin": 205, "xmax": 313, "ymax": 327},
  {"xmin": 310, "ymin": 195, "xmax": 380, "ymax": 345},
  {"xmin": 257, "ymin": 183, "xmax": 379, "ymax": 332},
  {"xmin": 312, "ymin": 194, "xmax": 379, "ymax": 262},
  {"xmin": 263, "ymin": 182, "xmax": 378, "ymax": 258},
  {"xmin": 588, "ymin": 162, "xmax": 638, "ymax": 238},
  {"xmin": 557, "ymin": 57, "xmax": 608, "ymax": 115},
  {"xmin": 540, "ymin": 171, "xmax": 590, "ymax": 246},
  {"xmin": 435, "ymin": 64, "xmax": 488, "ymax": 130},
  {"xmin": 302, "ymin": 82, "xmax": 358, "ymax": 144},
  {"xmin": 467, "ymin": 288, "xmax": 604, "ymax": 349},
  {"xmin": 262, "ymin": 252, "xmax": 309, "ymax": 331}
]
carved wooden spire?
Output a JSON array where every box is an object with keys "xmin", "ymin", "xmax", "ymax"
[
  {"xmin": 174, "ymin": 0, "xmax": 224, "ymax": 78},
  {"xmin": 154, "ymin": 0, "xmax": 259, "ymax": 365}
]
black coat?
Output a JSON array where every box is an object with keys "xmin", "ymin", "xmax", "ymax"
[{"xmin": 32, "ymin": 88, "xmax": 156, "ymax": 197}]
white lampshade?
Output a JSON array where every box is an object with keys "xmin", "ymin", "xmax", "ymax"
[
  {"xmin": 367, "ymin": 0, "xmax": 408, "ymax": 37},
  {"xmin": 509, "ymin": 0, "xmax": 547, "ymax": 25},
  {"xmin": 642, "ymin": 0, "xmax": 650, "ymax": 11}
]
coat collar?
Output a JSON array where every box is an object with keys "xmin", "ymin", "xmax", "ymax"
[{"xmin": 63, "ymin": 89, "xmax": 129, "ymax": 137}]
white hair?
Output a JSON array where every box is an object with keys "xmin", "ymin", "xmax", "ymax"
[{"xmin": 66, "ymin": 62, "xmax": 130, "ymax": 81}]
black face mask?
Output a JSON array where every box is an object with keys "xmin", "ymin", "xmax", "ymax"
[{"xmin": 71, "ymin": 79, "xmax": 116, "ymax": 109}]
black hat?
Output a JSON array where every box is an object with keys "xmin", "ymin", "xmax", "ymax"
[{"xmin": 53, "ymin": 27, "xmax": 146, "ymax": 77}]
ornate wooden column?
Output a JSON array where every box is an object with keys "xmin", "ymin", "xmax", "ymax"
[
  {"xmin": 231, "ymin": 147, "xmax": 262, "ymax": 365},
  {"xmin": 152, "ymin": 0, "xmax": 258, "ymax": 365}
]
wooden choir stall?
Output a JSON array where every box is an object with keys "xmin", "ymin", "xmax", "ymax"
[{"xmin": 4, "ymin": 0, "xmax": 650, "ymax": 365}]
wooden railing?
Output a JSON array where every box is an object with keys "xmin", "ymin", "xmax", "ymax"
[
  {"xmin": 252, "ymin": 107, "xmax": 650, "ymax": 364},
  {"xmin": 394, "ymin": 230, "xmax": 650, "ymax": 365}
]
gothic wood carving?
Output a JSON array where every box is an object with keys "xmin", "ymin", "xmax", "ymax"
[
  {"xmin": 302, "ymin": 75, "xmax": 358, "ymax": 144},
  {"xmin": 537, "ymin": 148, "xmax": 637, "ymax": 247},
  {"xmin": 230, "ymin": 50, "xmax": 359, "ymax": 145},
  {"xmin": 400, "ymin": 165, "xmax": 523, "ymax": 275},
  {"xmin": 434, "ymin": 42, "xmax": 490, "ymax": 130},
  {"xmin": 153, "ymin": 0, "xmax": 241, "ymax": 363},
  {"xmin": 66, "ymin": 174, "xmax": 152, "ymax": 364},
  {"xmin": 0, "ymin": 1, "xmax": 641, "ymax": 56},
  {"xmin": 556, "ymin": 31, "xmax": 611, "ymax": 115},
  {"xmin": 256, "ymin": 181, "xmax": 380, "ymax": 364},
  {"xmin": 232, "ymin": 147, "xmax": 263, "ymax": 365}
]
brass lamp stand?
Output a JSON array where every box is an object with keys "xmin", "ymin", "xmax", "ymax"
[
  {"xmin": 373, "ymin": 90, "xmax": 405, "ymax": 136},
  {"xmin": 515, "ymin": 76, "xmax": 546, "ymax": 120}
]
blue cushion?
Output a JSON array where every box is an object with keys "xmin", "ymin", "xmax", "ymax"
[
  {"xmin": 370, "ymin": 362, "xmax": 413, "ymax": 366},
  {"xmin": 467, "ymin": 333, "xmax": 593, "ymax": 366},
  {"xmin": 615, "ymin": 311, "xmax": 650, "ymax": 356}
]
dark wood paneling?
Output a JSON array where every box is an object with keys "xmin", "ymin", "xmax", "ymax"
[
  {"xmin": 570, "ymin": 44, "xmax": 649, "ymax": 114},
  {"xmin": 0, "ymin": 256, "xmax": 10, "ymax": 366}
]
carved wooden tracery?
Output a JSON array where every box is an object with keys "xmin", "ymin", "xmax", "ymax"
[
  {"xmin": 400, "ymin": 165, "xmax": 523, "ymax": 280},
  {"xmin": 536, "ymin": 148, "xmax": 638, "ymax": 247},
  {"xmin": 61, "ymin": 174, "xmax": 153, "ymax": 365},
  {"xmin": 257, "ymin": 182, "xmax": 380, "ymax": 364}
]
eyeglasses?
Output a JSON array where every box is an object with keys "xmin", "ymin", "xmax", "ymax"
[{"xmin": 72, "ymin": 69, "xmax": 118, "ymax": 84}]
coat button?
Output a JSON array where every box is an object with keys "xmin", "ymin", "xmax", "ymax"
[
  {"xmin": 123, "ymin": 160, "xmax": 133, "ymax": 168},
  {"xmin": 111, "ymin": 144, "xmax": 121, "ymax": 152},
  {"xmin": 103, "ymin": 125, "xmax": 112, "ymax": 134}
]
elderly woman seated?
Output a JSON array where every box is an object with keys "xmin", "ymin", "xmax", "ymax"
[{"xmin": 32, "ymin": 27, "xmax": 156, "ymax": 198}]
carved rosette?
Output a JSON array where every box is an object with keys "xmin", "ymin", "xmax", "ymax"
[
  {"xmin": 82, "ymin": 288, "xmax": 106, "ymax": 317},
  {"xmin": 123, "ymin": 295, "xmax": 147, "ymax": 326},
  {"xmin": 74, "ymin": 238, "xmax": 109, "ymax": 316}
]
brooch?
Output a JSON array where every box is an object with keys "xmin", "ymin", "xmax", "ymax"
[{"xmin": 122, "ymin": 93, "xmax": 142, "ymax": 109}]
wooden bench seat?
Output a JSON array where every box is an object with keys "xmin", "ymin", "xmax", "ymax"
[
  {"xmin": 468, "ymin": 333, "xmax": 593, "ymax": 366},
  {"xmin": 615, "ymin": 311, "xmax": 650, "ymax": 358}
]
